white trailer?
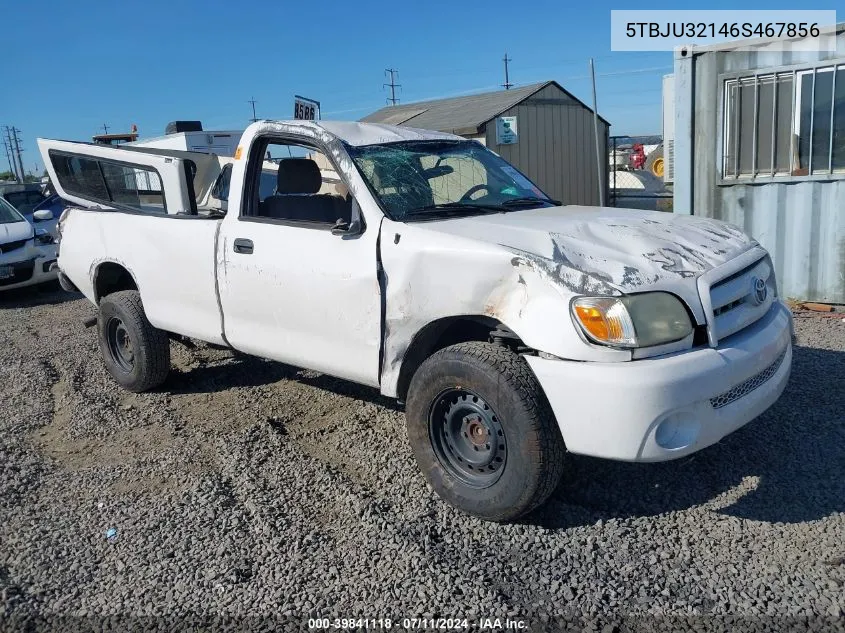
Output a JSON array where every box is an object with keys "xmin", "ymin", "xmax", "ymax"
[{"xmin": 131, "ymin": 130, "xmax": 242, "ymax": 157}]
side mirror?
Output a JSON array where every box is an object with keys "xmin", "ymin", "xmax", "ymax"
[
  {"xmin": 33, "ymin": 209, "xmax": 54, "ymax": 222},
  {"xmin": 331, "ymin": 199, "xmax": 364, "ymax": 237},
  {"xmin": 331, "ymin": 217, "xmax": 362, "ymax": 236}
]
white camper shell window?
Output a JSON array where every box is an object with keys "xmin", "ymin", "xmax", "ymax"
[{"xmin": 49, "ymin": 151, "xmax": 168, "ymax": 214}]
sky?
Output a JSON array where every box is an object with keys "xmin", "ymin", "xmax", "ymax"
[{"xmin": 2, "ymin": 0, "xmax": 840, "ymax": 175}]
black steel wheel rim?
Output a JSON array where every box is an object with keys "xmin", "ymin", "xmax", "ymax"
[
  {"xmin": 106, "ymin": 317, "xmax": 135, "ymax": 372},
  {"xmin": 428, "ymin": 388, "xmax": 507, "ymax": 488}
]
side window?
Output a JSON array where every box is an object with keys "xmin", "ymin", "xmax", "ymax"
[
  {"xmin": 101, "ymin": 163, "xmax": 165, "ymax": 213},
  {"xmin": 258, "ymin": 169, "xmax": 277, "ymax": 199},
  {"xmin": 50, "ymin": 151, "xmax": 166, "ymax": 214},
  {"xmin": 250, "ymin": 140, "xmax": 352, "ymax": 226},
  {"xmin": 212, "ymin": 164, "xmax": 232, "ymax": 201}
]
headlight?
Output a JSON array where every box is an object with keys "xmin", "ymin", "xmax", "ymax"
[{"xmin": 572, "ymin": 292, "xmax": 693, "ymax": 348}]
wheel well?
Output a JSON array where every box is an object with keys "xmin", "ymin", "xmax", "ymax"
[
  {"xmin": 94, "ymin": 262, "xmax": 138, "ymax": 303},
  {"xmin": 395, "ymin": 316, "xmax": 526, "ymax": 402}
]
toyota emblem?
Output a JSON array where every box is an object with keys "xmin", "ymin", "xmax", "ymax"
[{"xmin": 751, "ymin": 277, "xmax": 768, "ymax": 305}]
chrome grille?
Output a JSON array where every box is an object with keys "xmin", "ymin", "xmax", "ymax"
[
  {"xmin": 710, "ymin": 349, "xmax": 787, "ymax": 409},
  {"xmin": 707, "ymin": 255, "xmax": 775, "ymax": 343},
  {"xmin": 713, "ymin": 298, "xmax": 743, "ymax": 317}
]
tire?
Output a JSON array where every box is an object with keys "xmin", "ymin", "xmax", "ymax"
[
  {"xmin": 405, "ymin": 342, "xmax": 565, "ymax": 522},
  {"xmin": 97, "ymin": 290, "xmax": 170, "ymax": 392},
  {"xmin": 645, "ymin": 144, "xmax": 664, "ymax": 178}
]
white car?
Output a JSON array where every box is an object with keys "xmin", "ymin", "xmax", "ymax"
[
  {"xmin": 0, "ymin": 197, "xmax": 58, "ymax": 291},
  {"xmin": 38, "ymin": 121, "xmax": 792, "ymax": 521}
]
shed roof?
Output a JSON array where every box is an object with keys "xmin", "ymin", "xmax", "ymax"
[{"xmin": 362, "ymin": 80, "xmax": 609, "ymax": 135}]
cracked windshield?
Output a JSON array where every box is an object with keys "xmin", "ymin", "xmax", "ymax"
[{"xmin": 348, "ymin": 139, "xmax": 559, "ymax": 220}]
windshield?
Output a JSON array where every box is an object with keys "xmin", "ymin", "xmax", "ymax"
[
  {"xmin": 0, "ymin": 196, "xmax": 24, "ymax": 224},
  {"xmin": 347, "ymin": 140, "xmax": 556, "ymax": 221},
  {"xmin": 4, "ymin": 189, "xmax": 47, "ymax": 215}
]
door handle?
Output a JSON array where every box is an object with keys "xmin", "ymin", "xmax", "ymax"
[{"xmin": 233, "ymin": 238, "xmax": 253, "ymax": 254}]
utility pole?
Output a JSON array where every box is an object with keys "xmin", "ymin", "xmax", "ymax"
[
  {"xmin": 589, "ymin": 59, "xmax": 604, "ymax": 207},
  {"xmin": 384, "ymin": 69, "xmax": 401, "ymax": 105},
  {"xmin": 502, "ymin": 53, "xmax": 513, "ymax": 90},
  {"xmin": 102, "ymin": 123, "xmax": 110, "ymax": 134},
  {"xmin": 11, "ymin": 128, "xmax": 25, "ymax": 182},
  {"xmin": 248, "ymin": 96, "xmax": 258, "ymax": 122},
  {"xmin": 2, "ymin": 129, "xmax": 16, "ymax": 181}
]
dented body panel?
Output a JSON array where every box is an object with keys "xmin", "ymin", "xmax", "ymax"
[
  {"xmin": 378, "ymin": 205, "xmax": 758, "ymax": 396},
  {"xmin": 57, "ymin": 210, "xmax": 225, "ymax": 344},
  {"xmin": 40, "ymin": 120, "xmax": 791, "ymax": 464}
]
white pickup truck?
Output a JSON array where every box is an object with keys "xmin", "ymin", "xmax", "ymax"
[{"xmin": 38, "ymin": 121, "xmax": 792, "ymax": 521}]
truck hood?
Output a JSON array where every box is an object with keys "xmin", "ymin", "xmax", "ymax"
[{"xmin": 416, "ymin": 205, "xmax": 756, "ymax": 296}]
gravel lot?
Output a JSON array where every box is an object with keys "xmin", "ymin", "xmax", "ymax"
[{"xmin": 1, "ymin": 285, "xmax": 843, "ymax": 632}]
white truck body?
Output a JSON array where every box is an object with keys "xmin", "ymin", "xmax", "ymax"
[{"xmin": 38, "ymin": 120, "xmax": 792, "ymax": 519}]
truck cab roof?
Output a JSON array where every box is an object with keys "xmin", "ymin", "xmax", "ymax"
[{"xmin": 264, "ymin": 120, "xmax": 463, "ymax": 147}]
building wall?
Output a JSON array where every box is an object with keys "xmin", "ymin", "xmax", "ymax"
[
  {"xmin": 483, "ymin": 84, "xmax": 609, "ymax": 206},
  {"xmin": 676, "ymin": 29, "xmax": 845, "ymax": 302}
]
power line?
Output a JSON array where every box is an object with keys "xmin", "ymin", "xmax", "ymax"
[
  {"xmin": 311, "ymin": 58, "xmax": 672, "ymax": 116},
  {"xmin": 321, "ymin": 62, "xmax": 670, "ymax": 120},
  {"xmin": 384, "ymin": 69, "xmax": 401, "ymax": 105},
  {"xmin": 369, "ymin": 52, "xmax": 669, "ymax": 87},
  {"xmin": 502, "ymin": 53, "xmax": 513, "ymax": 90},
  {"xmin": 248, "ymin": 96, "xmax": 258, "ymax": 122}
]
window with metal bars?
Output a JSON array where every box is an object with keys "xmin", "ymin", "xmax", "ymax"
[{"xmin": 723, "ymin": 64, "xmax": 844, "ymax": 178}]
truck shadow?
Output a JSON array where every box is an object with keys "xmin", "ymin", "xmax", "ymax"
[
  {"xmin": 165, "ymin": 353, "xmax": 402, "ymax": 412},
  {"xmin": 0, "ymin": 282, "xmax": 80, "ymax": 308},
  {"xmin": 164, "ymin": 342, "xmax": 843, "ymax": 527},
  {"xmin": 531, "ymin": 344, "xmax": 845, "ymax": 529}
]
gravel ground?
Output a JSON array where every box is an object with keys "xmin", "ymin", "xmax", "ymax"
[{"xmin": 1, "ymin": 285, "xmax": 843, "ymax": 632}]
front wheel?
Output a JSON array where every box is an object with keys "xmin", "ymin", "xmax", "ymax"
[
  {"xmin": 405, "ymin": 342, "xmax": 565, "ymax": 522},
  {"xmin": 97, "ymin": 290, "xmax": 170, "ymax": 392}
]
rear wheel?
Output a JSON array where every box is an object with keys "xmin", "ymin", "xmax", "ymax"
[
  {"xmin": 405, "ymin": 342, "xmax": 565, "ymax": 522},
  {"xmin": 97, "ymin": 290, "xmax": 170, "ymax": 392}
]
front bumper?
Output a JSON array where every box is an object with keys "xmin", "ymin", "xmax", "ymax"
[
  {"xmin": 0, "ymin": 253, "xmax": 59, "ymax": 292},
  {"xmin": 525, "ymin": 300, "xmax": 793, "ymax": 462}
]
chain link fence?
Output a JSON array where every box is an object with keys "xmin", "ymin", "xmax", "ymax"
[{"xmin": 609, "ymin": 135, "xmax": 672, "ymax": 211}]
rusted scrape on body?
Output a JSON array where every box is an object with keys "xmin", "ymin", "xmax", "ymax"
[
  {"xmin": 88, "ymin": 257, "xmax": 136, "ymax": 286},
  {"xmin": 509, "ymin": 251, "xmax": 621, "ymax": 297},
  {"xmin": 643, "ymin": 244, "xmax": 714, "ymax": 278}
]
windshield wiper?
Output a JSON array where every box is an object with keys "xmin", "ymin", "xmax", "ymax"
[
  {"xmin": 403, "ymin": 202, "xmax": 503, "ymax": 219},
  {"xmin": 499, "ymin": 196, "xmax": 562, "ymax": 208}
]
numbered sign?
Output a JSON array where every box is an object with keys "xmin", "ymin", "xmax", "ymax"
[{"xmin": 294, "ymin": 96, "xmax": 320, "ymax": 121}]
